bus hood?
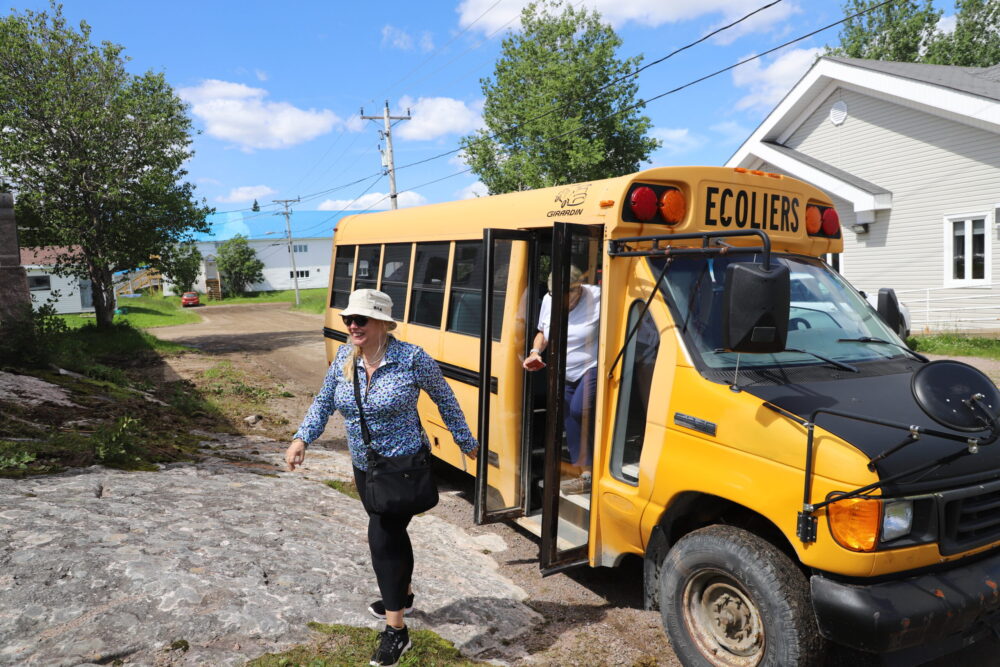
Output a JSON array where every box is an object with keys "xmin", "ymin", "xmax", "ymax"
[{"xmin": 745, "ymin": 369, "xmax": 1000, "ymax": 494}]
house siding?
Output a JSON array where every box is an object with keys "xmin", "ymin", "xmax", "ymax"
[
  {"xmin": 192, "ymin": 238, "xmax": 331, "ymax": 294},
  {"xmin": 24, "ymin": 269, "xmax": 92, "ymax": 315},
  {"xmin": 780, "ymin": 87, "xmax": 1000, "ymax": 332}
]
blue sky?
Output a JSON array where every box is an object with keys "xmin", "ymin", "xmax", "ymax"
[{"xmin": 14, "ymin": 0, "xmax": 959, "ymax": 239}]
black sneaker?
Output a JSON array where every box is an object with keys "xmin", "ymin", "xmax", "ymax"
[
  {"xmin": 368, "ymin": 593, "xmax": 414, "ymax": 620},
  {"xmin": 370, "ymin": 624, "xmax": 411, "ymax": 666}
]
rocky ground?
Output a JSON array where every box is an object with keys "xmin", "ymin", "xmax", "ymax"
[{"xmin": 5, "ymin": 303, "xmax": 1000, "ymax": 666}]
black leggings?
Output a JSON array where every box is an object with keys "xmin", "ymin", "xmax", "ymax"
[{"xmin": 353, "ymin": 466, "xmax": 414, "ymax": 612}]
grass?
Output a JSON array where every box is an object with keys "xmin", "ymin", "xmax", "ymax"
[
  {"xmin": 909, "ymin": 334, "xmax": 1000, "ymax": 361},
  {"xmin": 60, "ymin": 294, "xmax": 201, "ymax": 329},
  {"xmin": 195, "ymin": 288, "xmax": 327, "ymax": 312},
  {"xmin": 323, "ymin": 479, "xmax": 361, "ymax": 501},
  {"xmin": 246, "ymin": 623, "xmax": 485, "ymax": 666}
]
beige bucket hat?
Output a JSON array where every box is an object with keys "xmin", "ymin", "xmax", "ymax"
[{"xmin": 342, "ymin": 289, "xmax": 397, "ymax": 330}]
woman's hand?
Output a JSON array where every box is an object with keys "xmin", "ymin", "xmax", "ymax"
[
  {"xmin": 285, "ymin": 439, "xmax": 306, "ymax": 471},
  {"xmin": 464, "ymin": 446, "xmax": 479, "ymax": 460},
  {"xmin": 523, "ymin": 350, "xmax": 546, "ymax": 371}
]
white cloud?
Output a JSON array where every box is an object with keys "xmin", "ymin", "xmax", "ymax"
[
  {"xmin": 936, "ymin": 14, "xmax": 957, "ymax": 35},
  {"xmin": 456, "ymin": 181, "xmax": 488, "ymax": 199},
  {"xmin": 217, "ymin": 185, "xmax": 276, "ymax": 203},
  {"xmin": 710, "ymin": 121, "xmax": 751, "ymax": 145},
  {"xmin": 707, "ymin": 2, "xmax": 801, "ymax": 46},
  {"xmin": 395, "ymin": 96, "xmax": 482, "ymax": 141},
  {"xmin": 197, "ymin": 177, "xmax": 223, "ymax": 186},
  {"xmin": 316, "ymin": 191, "xmax": 428, "ymax": 211},
  {"xmin": 651, "ymin": 127, "xmax": 705, "ymax": 156},
  {"xmin": 456, "ymin": 0, "xmax": 799, "ymax": 38},
  {"xmin": 448, "ymin": 151, "xmax": 469, "ymax": 168},
  {"xmin": 419, "ymin": 31, "xmax": 435, "ymax": 52},
  {"xmin": 254, "ymin": 69, "xmax": 268, "ymax": 82},
  {"xmin": 179, "ymin": 79, "xmax": 341, "ymax": 151},
  {"xmin": 732, "ymin": 47, "xmax": 822, "ymax": 111},
  {"xmin": 382, "ymin": 25, "xmax": 414, "ymax": 50}
]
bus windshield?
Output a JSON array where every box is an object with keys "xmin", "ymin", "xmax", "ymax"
[{"xmin": 653, "ymin": 254, "xmax": 906, "ymax": 371}]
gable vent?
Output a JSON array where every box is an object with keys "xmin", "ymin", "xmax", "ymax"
[{"xmin": 829, "ymin": 100, "xmax": 848, "ymax": 126}]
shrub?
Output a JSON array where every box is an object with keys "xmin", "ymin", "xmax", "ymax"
[{"xmin": 0, "ymin": 301, "xmax": 70, "ymax": 368}]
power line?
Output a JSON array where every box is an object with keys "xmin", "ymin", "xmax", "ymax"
[
  {"xmin": 215, "ymin": 0, "xmax": 891, "ymax": 219},
  {"xmin": 393, "ymin": 0, "xmax": 788, "ymax": 172}
]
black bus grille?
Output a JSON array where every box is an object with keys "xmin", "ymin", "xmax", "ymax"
[{"xmin": 941, "ymin": 485, "xmax": 1000, "ymax": 556}]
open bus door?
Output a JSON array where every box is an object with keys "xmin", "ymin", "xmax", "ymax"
[
  {"xmin": 541, "ymin": 221, "xmax": 603, "ymax": 574},
  {"xmin": 475, "ymin": 229, "xmax": 533, "ymax": 524}
]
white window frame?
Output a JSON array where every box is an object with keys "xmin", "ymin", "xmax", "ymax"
[{"xmin": 943, "ymin": 211, "xmax": 992, "ymax": 288}]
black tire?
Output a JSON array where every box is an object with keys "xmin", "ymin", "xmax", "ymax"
[{"xmin": 660, "ymin": 525, "xmax": 826, "ymax": 667}]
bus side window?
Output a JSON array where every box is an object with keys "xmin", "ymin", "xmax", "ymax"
[
  {"xmin": 409, "ymin": 242, "xmax": 450, "ymax": 328},
  {"xmin": 610, "ymin": 301, "xmax": 660, "ymax": 485},
  {"xmin": 447, "ymin": 240, "xmax": 511, "ymax": 340},
  {"xmin": 331, "ymin": 244, "xmax": 357, "ymax": 308},
  {"xmin": 356, "ymin": 244, "xmax": 381, "ymax": 292},
  {"xmin": 381, "ymin": 243, "xmax": 412, "ymax": 321}
]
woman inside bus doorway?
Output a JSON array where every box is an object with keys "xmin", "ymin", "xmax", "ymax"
[
  {"xmin": 523, "ymin": 265, "xmax": 600, "ymax": 492},
  {"xmin": 284, "ymin": 289, "xmax": 478, "ymax": 667}
]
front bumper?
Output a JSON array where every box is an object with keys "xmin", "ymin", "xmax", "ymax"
[{"xmin": 811, "ymin": 548, "xmax": 1000, "ymax": 654}]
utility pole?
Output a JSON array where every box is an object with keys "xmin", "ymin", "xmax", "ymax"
[
  {"xmin": 361, "ymin": 100, "xmax": 410, "ymax": 210},
  {"xmin": 273, "ymin": 197, "xmax": 301, "ymax": 306}
]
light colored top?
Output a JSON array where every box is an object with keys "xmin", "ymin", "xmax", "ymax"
[{"xmin": 537, "ymin": 283, "xmax": 601, "ymax": 382}]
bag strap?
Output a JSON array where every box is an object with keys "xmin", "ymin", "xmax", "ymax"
[{"xmin": 352, "ymin": 367, "xmax": 375, "ymax": 463}]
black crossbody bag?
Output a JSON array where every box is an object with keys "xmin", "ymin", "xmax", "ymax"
[{"xmin": 353, "ymin": 365, "xmax": 438, "ymax": 515}]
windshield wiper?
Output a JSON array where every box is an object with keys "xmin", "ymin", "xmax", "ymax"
[
  {"xmin": 837, "ymin": 337, "xmax": 928, "ymax": 363},
  {"xmin": 783, "ymin": 348, "xmax": 859, "ymax": 373}
]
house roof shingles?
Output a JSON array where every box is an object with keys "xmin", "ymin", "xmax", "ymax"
[
  {"xmin": 827, "ymin": 56, "xmax": 1000, "ymax": 102},
  {"xmin": 19, "ymin": 246, "xmax": 80, "ymax": 267}
]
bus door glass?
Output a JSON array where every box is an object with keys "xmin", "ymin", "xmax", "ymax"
[
  {"xmin": 541, "ymin": 222, "xmax": 603, "ymax": 574},
  {"xmin": 475, "ymin": 229, "xmax": 530, "ymax": 524}
]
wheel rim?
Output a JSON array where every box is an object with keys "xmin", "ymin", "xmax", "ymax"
[{"xmin": 681, "ymin": 568, "xmax": 764, "ymax": 666}]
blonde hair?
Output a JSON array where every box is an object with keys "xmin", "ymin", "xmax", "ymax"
[
  {"xmin": 547, "ymin": 265, "xmax": 585, "ymax": 293},
  {"xmin": 341, "ymin": 322, "xmax": 390, "ymax": 381}
]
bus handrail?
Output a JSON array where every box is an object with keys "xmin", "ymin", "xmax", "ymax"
[{"xmin": 608, "ymin": 229, "xmax": 772, "ymax": 270}]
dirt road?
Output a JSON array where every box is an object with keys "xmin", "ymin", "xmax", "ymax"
[{"xmin": 152, "ymin": 302, "xmax": 1000, "ymax": 666}]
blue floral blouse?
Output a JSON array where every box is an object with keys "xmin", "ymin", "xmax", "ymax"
[{"xmin": 293, "ymin": 337, "xmax": 479, "ymax": 471}]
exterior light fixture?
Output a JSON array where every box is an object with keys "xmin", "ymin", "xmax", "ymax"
[{"xmin": 851, "ymin": 223, "xmax": 869, "ymax": 234}]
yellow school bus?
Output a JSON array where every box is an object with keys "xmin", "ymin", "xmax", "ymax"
[{"xmin": 323, "ymin": 166, "xmax": 1000, "ymax": 666}]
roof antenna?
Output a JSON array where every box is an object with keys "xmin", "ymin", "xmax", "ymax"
[{"xmin": 730, "ymin": 353, "xmax": 742, "ymax": 393}]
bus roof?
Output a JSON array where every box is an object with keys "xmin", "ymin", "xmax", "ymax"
[{"xmin": 333, "ymin": 166, "xmax": 841, "ymax": 254}]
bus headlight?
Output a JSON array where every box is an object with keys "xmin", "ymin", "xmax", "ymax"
[{"xmin": 881, "ymin": 500, "xmax": 914, "ymax": 542}]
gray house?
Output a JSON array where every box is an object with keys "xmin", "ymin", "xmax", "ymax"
[{"xmin": 727, "ymin": 56, "xmax": 1000, "ymax": 333}]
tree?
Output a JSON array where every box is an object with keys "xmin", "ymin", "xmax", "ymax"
[
  {"xmin": 0, "ymin": 3, "xmax": 212, "ymax": 328},
  {"xmin": 459, "ymin": 0, "xmax": 659, "ymax": 195},
  {"xmin": 216, "ymin": 235, "xmax": 264, "ymax": 297},
  {"xmin": 160, "ymin": 242, "xmax": 203, "ymax": 294},
  {"xmin": 925, "ymin": 0, "xmax": 1000, "ymax": 67},
  {"xmin": 827, "ymin": 0, "xmax": 941, "ymax": 62}
]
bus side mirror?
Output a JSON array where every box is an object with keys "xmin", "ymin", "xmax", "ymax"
[
  {"xmin": 722, "ymin": 262, "xmax": 790, "ymax": 354},
  {"xmin": 876, "ymin": 288, "xmax": 904, "ymax": 336}
]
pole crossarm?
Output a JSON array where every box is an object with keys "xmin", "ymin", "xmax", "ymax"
[{"xmin": 360, "ymin": 100, "xmax": 411, "ymax": 210}]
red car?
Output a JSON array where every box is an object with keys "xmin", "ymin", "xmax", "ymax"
[{"xmin": 181, "ymin": 291, "xmax": 200, "ymax": 307}]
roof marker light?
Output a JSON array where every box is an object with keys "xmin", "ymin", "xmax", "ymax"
[
  {"xmin": 821, "ymin": 207, "xmax": 841, "ymax": 236},
  {"xmin": 659, "ymin": 188, "xmax": 686, "ymax": 225},
  {"xmin": 629, "ymin": 186, "xmax": 658, "ymax": 222},
  {"xmin": 805, "ymin": 205, "xmax": 822, "ymax": 234}
]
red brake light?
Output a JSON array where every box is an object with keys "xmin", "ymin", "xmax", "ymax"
[
  {"xmin": 821, "ymin": 208, "xmax": 840, "ymax": 235},
  {"xmin": 629, "ymin": 186, "xmax": 657, "ymax": 222},
  {"xmin": 659, "ymin": 188, "xmax": 686, "ymax": 225}
]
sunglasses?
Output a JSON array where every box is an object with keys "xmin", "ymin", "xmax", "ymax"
[{"xmin": 342, "ymin": 315, "xmax": 370, "ymax": 327}]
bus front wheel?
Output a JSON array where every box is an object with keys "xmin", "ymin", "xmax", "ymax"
[{"xmin": 659, "ymin": 525, "xmax": 825, "ymax": 667}]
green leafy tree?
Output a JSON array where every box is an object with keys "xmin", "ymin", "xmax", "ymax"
[
  {"xmin": 827, "ymin": 0, "xmax": 941, "ymax": 62},
  {"xmin": 459, "ymin": 0, "xmax": 659, "ymax": 194},
  {"xmin": 216, "ymin": 235, "xmax": 264, "ymax": 296},
  {"xmin": 160, "ymin": 242, "xmax": 203, "ymax": 294},
  {"xmin": 925, "ymin": 0, "xmax": 1000, "ymax": 67},
  {"xmin": 0, "ymin": 3, "xmax": 212, "ymax": 328}
]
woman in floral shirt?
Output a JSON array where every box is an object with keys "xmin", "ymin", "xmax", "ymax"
[{"xmin": 285, "ymin": 289, "xmax": 477, "ymax": 667}]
